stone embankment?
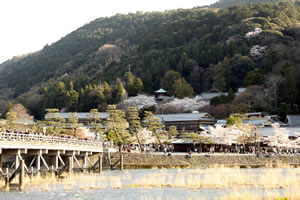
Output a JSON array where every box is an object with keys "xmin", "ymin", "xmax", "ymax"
[{"xmin": 109, "ymin": 153, "xmax": 300, "ymax": 169}]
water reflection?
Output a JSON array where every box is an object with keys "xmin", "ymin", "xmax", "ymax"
[{"xmin": 1, "ymin": 168, "xmax": 299, "ymax": 200}]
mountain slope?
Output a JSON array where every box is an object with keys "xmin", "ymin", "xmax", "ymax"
[
  {"xmin": 210, "ymin": 0, "xmax": 299, "ymax": 8},
  {"xmin": 0, "ymin": 2, "xmax": 300, "ymax": 118}
]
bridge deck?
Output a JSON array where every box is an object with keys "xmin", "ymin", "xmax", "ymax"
[{"xmin": 0, "ymin": 132, "xmax": 114, "ymax": 153}]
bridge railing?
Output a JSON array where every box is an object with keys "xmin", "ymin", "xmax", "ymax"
[{"xmin": 0, "ymin": 132, "xmax": 113, "ymax": 148}]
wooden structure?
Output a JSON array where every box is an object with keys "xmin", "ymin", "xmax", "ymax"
[
  {"xmin": 0, "ymin": 132, "xmax": 116, "ymax": 190},
  {"xmin": 154, "ymin": 88, "xmax": 167, "ymax": 102},
  {"xmin": 155, "ymin": 113, "xmax": 217, "ymax": 132}
]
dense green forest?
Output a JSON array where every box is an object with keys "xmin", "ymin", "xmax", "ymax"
[
  {"xmin": 0, "ymin": 2, "xmax": 300, "ymax": 119},
  {"xmin": 210, "ymin": 0, "xmax": 300, "ymax": 8}
]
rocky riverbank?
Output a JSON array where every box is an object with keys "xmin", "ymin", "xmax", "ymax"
[{"xmin": 109, "ymin": 153, "xmax": 300, "ymax": 169}]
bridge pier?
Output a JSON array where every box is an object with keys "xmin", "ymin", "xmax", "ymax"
[
  {"xmin": 19, "ymin": 160, "xmax": 25, "ymax": 191},
  {"xmin": 81, "ymin": 152, "xmax": 90, "ymax": 172},
  {"xmin": 83, "ymin": 155, "xmax": 87, "ymax": 172},
  {"xmin": 51, "ymin": 156, "xmax": 59, "ymax": 170},
  {"xmin": 48, "ymin": 150, "xmax": 61, "ymax": 171},
  {"xmin": 0, "ymin": 154, "xmax": 2, "ymax": 169},
  {"xmin": 5, "ymin": 170, "xmax": 9, "ymax": 191},
  {"xmin": 36, "ymin": 155, "xmax": 41, "ymax": 172},
  {"xmin": 68, "ymin": 157, "xmax": 73, "ymax": 173},
  {"xmin": 98, "ymin": 155, "xmax": 103, "ymax": 174},
  {"xmin": 15, "ymin": 155, "xmax": 20, "ymax": 170},
  {"xmin": 120, "ymin": 153, "xmax": 123, "ymax": 171}
]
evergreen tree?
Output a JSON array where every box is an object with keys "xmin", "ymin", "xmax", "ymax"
[
  {"xmin": 124, "ymin": 72, "xmax": 143, "ymax": 96},
  {"xmin": 134, "ymin": 78, "xmax": 143, "ymax": 95},
  {"xmin": 103, "ymin": 82, "xmax": 112, "ymax": 104},
  {"xmin": 227, "ymin": 88, "xmax": 235, "ymax": 101},
  {"xmin": 78, "ymin": 88, "xmax": 86, "ymax": 111},
  {"xmin": 127, "ymin": 106, "xmax": 142, "ymax": 148},
  {"xmin": 106, "ymin": 105, "xmax": 132, "ymax": 144},
  {"xmin": 112, "ymin": 79, "xmax": 127, "ymax": 104},
  {"xmin": 281, "ymin": 65, "xmax": 297, "ymax": 104},
  {"xmin": 5, "ymin": 111, "xmax": 18, "ymax": 130},
  {"xmin": 87, "ymin": 109, "xmax": 104, "ymax": 140},
  {"xmin": 55, "ymin": 81, "xmax": 69, "ymax": 109},
  {"xmin": 68, "ymin": 112, "xmax": 83, "ymax": 137},
  {"xmin": 162, "ymin": 70, "xmax": 181, "ymax": 95},
  {"xmin": 143, "ymin": 111, "xmax": 165, "ymax": 146},
  {"xmin": 124, "ymin": 72, "xmax": 135, "ymax": 96},
  {"xmin": 40, "ymin": 108, "xmax": 66, "ymax": 134},
  {"xmin": 168, "ymin": 126, "xmax": 179, "ymax": 139},
  {"xmin": 226, "ymin": 115, "xmax": 242, "ymax": 126},
  {"xmin": 174, "ymin": 77, "xmax": 194, "ymax": 99},
  {"xmin": 68, "ymin": 82, "xmax": 79, "ymax": 111},
  {"xmin": 244, "ymin": 69, "xmax": 264, "ymax": 86}
]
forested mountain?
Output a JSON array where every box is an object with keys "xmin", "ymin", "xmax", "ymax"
[
  {"xmin": 210, "ymin": 0, "xmax": 300, "ymax": 8},
  {"xmin": 0, "ymin": 2, "xmax": 300, "ymax": 119}
]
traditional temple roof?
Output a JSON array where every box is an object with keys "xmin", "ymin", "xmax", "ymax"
[
  {"xmin": 155, "ymin": 113, "xmax": 216, "ymax": 122},
  {"xmin": 154, "ymin": 88, "xmax": 167, "ymax": 93}
]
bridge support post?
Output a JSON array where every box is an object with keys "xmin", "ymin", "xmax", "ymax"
[
  {"xmin": 120, "ymin": 153, "xmax": 123, "ymax": 171},
  {"xmin": 15, "ymin": 155, "xmax": 20, "ymax": 170},
  {"xmin": 5, "ymin": 168, "xmax": 9, "ymax": 191},
  {"xmin": 36, "ymin": 155, "xmax": 41, "ymax": 174},
  {"xmin": 98, "ymin": 155, "xmax": 102, "ymax": 175},
  {"xmin": 30, "ymin": 167, "xmax": 34, "ymax": 179},
  {"xmin": 82, "ymin": 156, "xmax": 87, "ymax": 172},
  {"xmin": 52, "ymin": 156, "xmax": 59, "ymax": 170},
  {"xmin": 51, "ymin": 166, "xmax": 55, "ymax": 177},
  {"xmin": 68, "ymin": 157, "xmax": 73, "ymax": 173},
  {"xmin": 107, "ymin": 151, "xmax": 111, "ymax": 167},
  {"xmin": 19, "ymin": 160, "xmax": 25, "ymax": 191},
  {"xmin": 0, "ymin": 155, "xmax": 2, "ymax": 169}
]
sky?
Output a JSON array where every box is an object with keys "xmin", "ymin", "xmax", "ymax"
[{"xmin": 0, "ymin": 0, "xmax": 217, "ymax": 64}]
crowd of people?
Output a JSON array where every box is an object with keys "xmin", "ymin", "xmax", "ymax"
[
  {"xmin": 120, "ymin": 143, "xmax": 174, "ymax": 154},
  {"xmin": 1, "ymin": 129, "xmax": 300, "ymax": 156},
  {"xmin": 0, "ymin": 129, "xmax": 106, "ymax": 145}
]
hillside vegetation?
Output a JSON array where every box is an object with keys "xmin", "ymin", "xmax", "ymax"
[
  {"xmin": 0, "ymin": 2, "xmax": 300, "ymax": 119},
  {"xmin": 210, "ymin": 0, "xmax": 300, "ymax": 8}
]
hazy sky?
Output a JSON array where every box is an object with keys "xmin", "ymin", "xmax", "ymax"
[{"xmin": 0, "ymin": 0, "xmax": 217, "ymax": 64}]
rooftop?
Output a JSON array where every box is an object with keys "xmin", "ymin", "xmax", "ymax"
[
  {"xmin": 243, "ymin": 118, "xmax": 276, "ymax": 127},
  {"xmin": 155, "ymin": 113, "xmax": 216, "ymax": 122},
  {"xmin": 259, "ymin": 127, "xmax": 300, "ymax": 137},
  {"xmin": 155, "ymin": 88, "xmax": 167, "ymax": 93},
  {"xmin": 287, "ymin": 115, "xmax": 300, "ymax": 127},
  {"xmin": 196, "ymin": 92, "xmax": 227, "ymax": 100}
]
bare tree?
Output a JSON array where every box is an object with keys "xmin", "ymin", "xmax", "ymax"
[
  {"xmin": 235, "ymin": 93, "xmax": 255, "ymax": 112},
  {"xmin": 265, "ymin": 75, "xmax": 284, "ymax": 108},
  {"xmin": 10, "ymin": 104, "xmax": 33, "ymax": 121},
  {"xmin": 234, "ymin": 85, "xmax": 267, "ymax": 112}
]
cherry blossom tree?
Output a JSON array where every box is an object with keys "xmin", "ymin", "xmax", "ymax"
[
  {"xmin": 245, "ymin": 28, "xmax": 262, "ymax": 40},
  {"xmin": 209, "ymin": 124, "xmax": 239, "ymax": 146},
  {"xmin": 136, "ymin": 128, "xmax": 156, "ymax": 144},
  {"xmin": 250, "ymin": 45, "xmax": 268, "ymax": 58},
  {"xmin": 267, "ymin": 123, "xmax": 292, "ymax": 148},
  {"xmin": 235, "ymin": 123, "xmax": 260, "ymax": 152}
]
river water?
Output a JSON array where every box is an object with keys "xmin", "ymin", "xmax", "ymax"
[{"xmin": 1, "ymin": 168, "xmax": 299, "ymax": 200}]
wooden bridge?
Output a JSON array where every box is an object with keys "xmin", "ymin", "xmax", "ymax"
[{"xmin": 0, "ymin": 132, "xmax": 116, "ymax": 190}]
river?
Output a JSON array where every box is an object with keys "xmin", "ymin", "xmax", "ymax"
[{"xmin": 1, "ymin": 168, "xmax": 299, "ymax": 200}]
